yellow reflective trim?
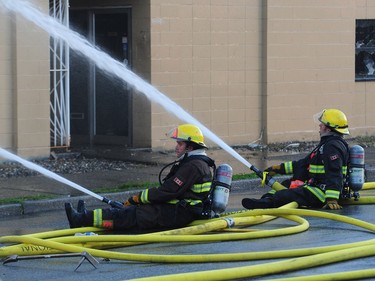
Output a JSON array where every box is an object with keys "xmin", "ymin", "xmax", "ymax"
[
  {"xmin": 304, "ymin": 185, "xmax": 326, "ymax": 203},
  {"xmin": 167, "ymin": 199, "xmax": 203, "ymax": 205},
  {"xmin": 309, "ymin": 165, "xmax": 347, "ymax": 175},
  {"xmin": 191, "ymin": 182, "xmax": 211, "ymax": 193},
  {"xmin": 342, "ymin": 166, "xmax": 347, "ymax": 175},
  {"xmin": 140, "ymin": 189, "xmax": 150, "ymax": 204},
  {"xmin": 309, "ymin": 164, "xmax": 325, "ymax": 174},
  {"xmin": 93, "ymin": 209, "xmax": 102, "ymax": 228},
  {"xmin": 188, "ymin": 199, "xmax": 203, "ymax": 206},
  {"xmin": 284, "ymin": 161, "xmax": 293, "ymax": 174},
  {"xmin": 325, "ymin": 190, "xmax": 340, "ymax": 199}
]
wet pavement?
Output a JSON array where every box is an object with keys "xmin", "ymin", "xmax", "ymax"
[{"xmin": 1, "ymin": 189, "xmax": 375, "ymax": 281}]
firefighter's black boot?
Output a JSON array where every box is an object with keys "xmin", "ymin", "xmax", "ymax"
[
  {"xmin": 77, "ymin": 199, "xmax": 86, "ymax": 214},
  {"xmin": 65, "ymin": 203, "xmax": 92, "ymax": 228},
  {"xmin": 241, "ymin": 197, "xmax": 274, "ymax": 209}
]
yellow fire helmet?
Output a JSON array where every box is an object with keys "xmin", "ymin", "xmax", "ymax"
[
  {"xmin": 169, "ymin": 124, "xmax": 208, "ymax": 148},
  {"xmin": 314, "ymin": 109, "xmax": 350, "ymax": 135}
]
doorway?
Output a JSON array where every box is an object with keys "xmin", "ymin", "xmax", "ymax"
[{"xmin": 69, "ymin": 8, "xmax": 132, "ymax": 146}]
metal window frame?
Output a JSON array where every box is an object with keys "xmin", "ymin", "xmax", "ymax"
[
  {"xmin": 49, "ymin": 0, "xmax": 70, "ymax": 147},
  {"xmin": 355, "ymin": 19, "xmax": 375, "ymax": 81}
]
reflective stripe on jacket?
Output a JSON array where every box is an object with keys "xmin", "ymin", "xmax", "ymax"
[
  {"xmin": 139, "ymin": 153, "xmax": 213, "ymax": 207},
  {"xmin": 306, "ymin": 135, "xmax": 349, "ymax": 200}
]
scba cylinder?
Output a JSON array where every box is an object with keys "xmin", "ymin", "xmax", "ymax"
[
  {"xmin": 349, "ymin": 145, "xmax": 365, "ymax": 191},
  {"xmin": 212, "ymin": 164, "xmax": 233, "ymax": 215}
]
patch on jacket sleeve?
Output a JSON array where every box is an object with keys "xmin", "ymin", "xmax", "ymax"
[
  {"xmin": 330, "ymin": 154, "xmax": 339, "ymax": 161},
  {"xmin": 174, "ymin": 177, "xmax": 184, "ymax": 186}
]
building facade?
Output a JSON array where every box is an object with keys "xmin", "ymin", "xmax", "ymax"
[{"xmin": 0, "ymin": 0, "xmax": 375, "ymax": 158}]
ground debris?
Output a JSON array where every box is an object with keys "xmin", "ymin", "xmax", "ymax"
[{"xmin": 0, "ymin": 155, "xmax": 149, "ymax": 179}]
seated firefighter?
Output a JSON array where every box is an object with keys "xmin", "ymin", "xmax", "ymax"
[
  {"xmin": 242, "ymin": 109, "xmax": 350, "ymax": 210},
  {"xmin": 65, "ymin": 124, "xmax": 215, "ymax": 231}
]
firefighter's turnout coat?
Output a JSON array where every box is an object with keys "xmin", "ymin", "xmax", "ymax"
[
  {"xmin": 272, "ymin": 132, "xmax": 349, "ymax": 208},
  {"xmin": 93, "ymin": 150, "xmax": 214, "ymax": 230}
]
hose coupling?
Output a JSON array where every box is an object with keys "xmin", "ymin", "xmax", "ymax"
[{"xmin": 223, "ymin": 217, "xmax": 235, "ymax": 228}]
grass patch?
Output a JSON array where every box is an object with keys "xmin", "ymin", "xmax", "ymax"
[
  {"xmin": 232, "ymin": 173, "xmax": 257, "ymax": 180},
  {"xmin": 0, "ymin": 174, "xmax": 258, "ymax": 205},
  {"xmin": 92, "ymin": 181, "xmax": 159, "ymax": 194},
  {"xmin": 0, "ymin": 195, "xmax": 55, "ymax": 205}
]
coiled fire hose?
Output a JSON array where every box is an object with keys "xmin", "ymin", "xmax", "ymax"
[{"xmin": 2, "ymin": 196, "xmax": 375, "ymax": 280}]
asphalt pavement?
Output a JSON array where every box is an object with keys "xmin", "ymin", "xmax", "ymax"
[{"xmin": 1, "ymin": 190, "xmax": 375, "ymax": 281}]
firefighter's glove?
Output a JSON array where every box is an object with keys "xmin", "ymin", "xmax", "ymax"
[
  {"xmin": 124, "ymin": 195, "xmax": 140, "ymax": 207},
  {"xmin": 264, "ymin": 164, "xmax": 285, "ymax": 177},
  {"xmin": 322, "ymin": 199, "xmax": 342, "ymax": 210}
]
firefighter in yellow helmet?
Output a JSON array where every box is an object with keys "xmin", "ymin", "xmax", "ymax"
[
  {"xmin": 65, "ymin": 124, "xmax": 215, "ymax": 231},
  {"xmin": 242, "ymin": 109, "xmax": 350, "ymax": 210}
]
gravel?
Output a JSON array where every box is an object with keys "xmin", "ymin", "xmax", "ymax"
[
  {"xmin": 1, "ymin": 136, "xmax": 373, "ymax": 179},
  {"xmin": 0, "ymin": 153, "xmax": 149, "ymax": 179}
]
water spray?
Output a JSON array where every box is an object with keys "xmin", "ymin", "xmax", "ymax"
[
  {"xmin": 0, "ymin": 0, "xmax": 285, "ymax": 192},
  {"xmin": 0, "ymin": 148, "xmax": 123, "ymax": 208}
]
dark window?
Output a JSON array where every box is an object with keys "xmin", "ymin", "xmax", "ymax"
[{"xmin": 356, "ymin": 20, "xmax": 375, "ymax": 81}]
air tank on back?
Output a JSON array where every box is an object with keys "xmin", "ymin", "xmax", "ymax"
[
  {"xmin": 349, "ymin": 145, "xmax": 365, "ymax": 192},
  {"xmin": 212, "ymin": 164, "xmax": 233, "ymax": 216}
]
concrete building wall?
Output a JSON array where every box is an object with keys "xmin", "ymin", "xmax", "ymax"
[
  {"xmin": 1, "ymin": 0, "xmax": 375, "ymax": 157},
  {"xmin": 150, "ymin": 0, "xmax": 264, "ymax": 150},
  {"xmin": 150, "ymin": 0, "xmax": 375, "ymax": 149},
  {"xmin": 266, "ymin": 0, "xmax": 375, "ymax": 143},
  {"xmin": 0, "ymin": 0, "xmax": 50, "ymax": 158}
]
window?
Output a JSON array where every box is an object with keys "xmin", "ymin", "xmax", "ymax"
[{"xmin": 356, "ymin": 20, "xmax": 375, "ymax": 81}]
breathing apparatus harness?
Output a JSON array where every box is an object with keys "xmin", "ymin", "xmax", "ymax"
[
  {"xmin": 343, "ymin": 144, "xmax": 366, "ymax": 200},
  {"xmin": 159, "ymin": 153, "xmax": 233, "ymax": 219},
  {"xmin": 312, "ymin": 135, "xmax": 366, "ymax": 201}
]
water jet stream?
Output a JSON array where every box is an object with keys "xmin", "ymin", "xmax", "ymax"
[
  {"xmin": 0, "ymin": 147, "xmax": 124, "ymax": 207},
  {"xmin": 0, "ymin": 0, "xmax": 252, "ymax": 169},
  {"xmin": 0, "ymin": 0, "xmax": 286, "ymax": 203}
]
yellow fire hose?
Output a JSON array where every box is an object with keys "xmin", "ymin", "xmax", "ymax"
[
  {"xmin": 2, "ymin": 193, "xmax": 375, "ymax": 280},
  {"xmin": 128, "ymin": 242, "xmax": 375, "ymax": 281},
  {"xmin": 0, "ymin": 213, "xmax": 308, "ymax": 262},
  {"xmin": 2, "ymin": 207, "xmax": 375, "ymax": 280},
  {"xmin": 263, "ymin": 268, "xmax": 375, "ymax": 281},
  {"xmin": 1, "ymin": 208, "xmax": 375, "ymax": 261},
  {"xmin": 0, "ymin": 206, "xmax": 307, "ymax": 257},
  {"xmin": 0, "ymin": 202, "xmax": 298, "ymax": 256},
  {"xmin": 363, "ymin": 182, "xmax": 375, "ymax": 189}
]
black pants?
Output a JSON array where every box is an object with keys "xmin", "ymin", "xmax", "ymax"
[
  {"xmin": 272, "ymin": 186, "xmax": 324, "ymax": 208},
  {"xmin": 99, "ymin": 203, "xmax": 198, "ymax": 231}
]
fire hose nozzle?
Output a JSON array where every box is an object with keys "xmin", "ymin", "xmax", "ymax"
[{"xmin": 102, "ymin": 197, "xmax": 124, "ymax": 209}]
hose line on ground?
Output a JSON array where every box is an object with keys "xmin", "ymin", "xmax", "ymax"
[
  {"xmin": 0, "ymin": 202, "xmax": 299, "ymax": 256},
  {"xmin": 128, "ymin": 243, "xmax": 375, "ymax": 281},
  {"xmin": 2, "ymin": 199, "xmax": 375, "ymax": 280},
  {"xmin": 0, "ymin": 211, "xmax": 308, "ymax": 258},
  {"xmin": 2, "ymin": 208, "xmax": 375, "ymax": 280},
  {"xmin": 262, "ymin": 268, "xmax": 375, "ymax": 281}
]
